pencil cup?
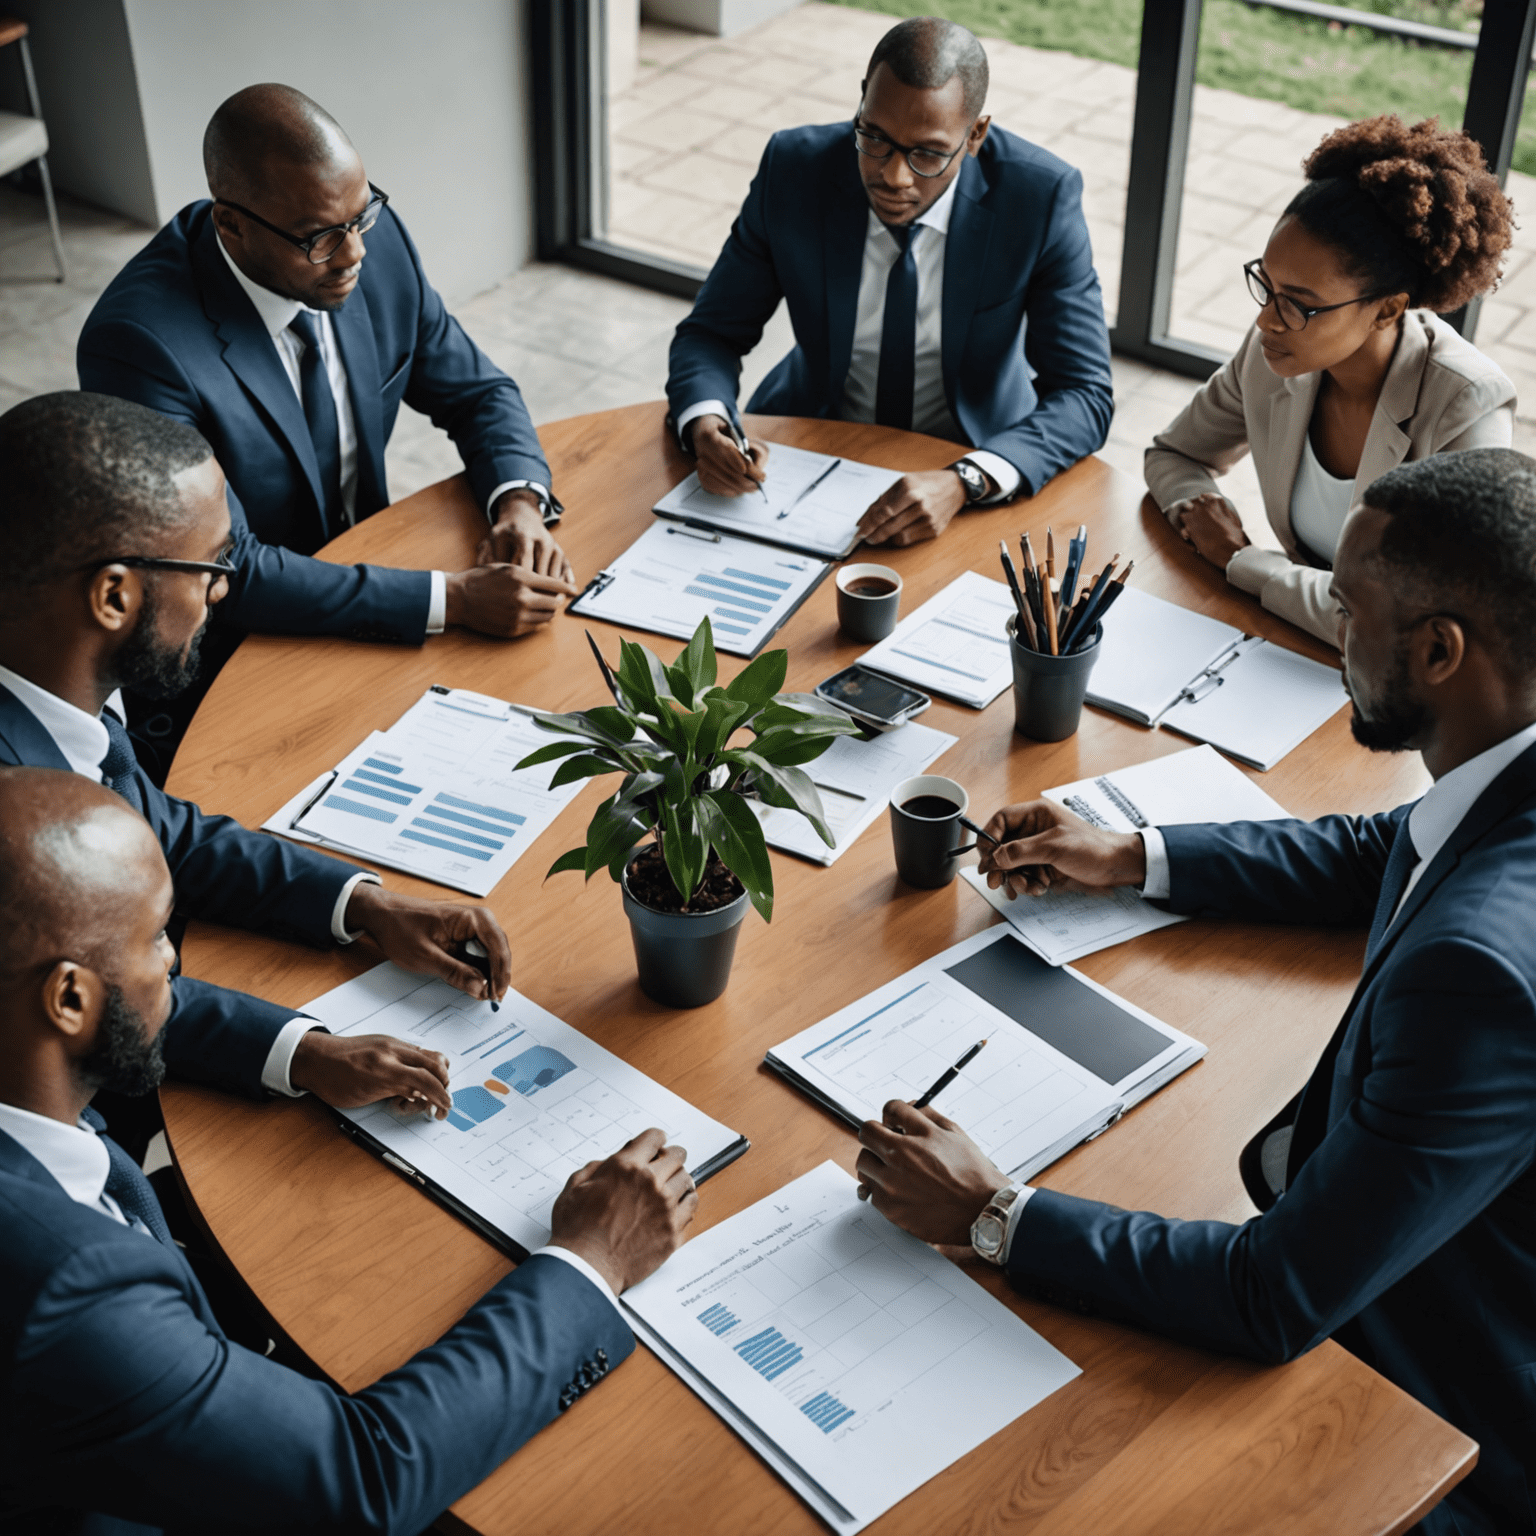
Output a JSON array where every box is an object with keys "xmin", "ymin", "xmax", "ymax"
[
  {"xmin": 1009, "ymin": 621, "xmax": 1102, "ymax": 742},
  {"xmin": 836, "ymin": 563, "xmax": 902, "ymax": 643}
]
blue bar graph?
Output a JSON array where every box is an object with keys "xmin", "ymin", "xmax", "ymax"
[
  {"xmin": 434, "ymin": 792, "xmax": 526, "ymax": 826},
  {"xmin": 350, "ymin": 766, "xmax": 423, "ymax": 794},
  {"xmin": 363, "ymin": 758, "xmax": 406, "ymax": 775},
  {"xmin": 340, "ymin": 778, "xmax": 413, "ymax": 806},
  {"xmin": 412, "ymin": 815, "xmax": 505, "ymax": 851},
  {"xmin": 734, "ymin": 1326, "xmax": 803, "ymax": 1380},
  {"xmin": 399, "ymin": 828, "xmax": 494, "ymax": 861},
  {"xmin": 686, "ymin": 576, "xmax": 772, "ymax": 609},
  {"xmin": 425, "ymin": 804, "xmax": 516, "ymax": 837},
  {"xmin": 322, "ymin": 794, "xmax": 398, "ymax": 824},
  {"xmin": 800, "ymin": 1391, "xmax": 857, "ymax": 1433},
  {"xmin": 723, "ymin": 567, "xmax": 790, "ymax": 590},
  {"xmin": 697, "ymin": 1303, "xmax": 740, "ymax": 1336}
]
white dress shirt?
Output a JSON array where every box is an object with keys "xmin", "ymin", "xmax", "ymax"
[
  {"xmin": 217, "ymin": 239, "xmax": 549, "ymax": 635},
  {"xmin": 678, "ymin": 176, "xmax": 1020, "ymax": 501},
  {"xmin": 0, "ymin": 662, "xmax": 376, "ymax": 1095},
  {"xmin": 0, "ymin": 1102, "xmax": 134, "ymax": 1228}
]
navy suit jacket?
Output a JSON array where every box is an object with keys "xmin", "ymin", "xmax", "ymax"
[
  {"xmin": 666, "ymin": 122, "xmax": 1114, "ymax": 496},
  {"xmin": 0, "ymin": 1128, "xmax": 633, "ymax": 1534},
  {"xmin": 0, "ymin": 684, "xmax": 360, "ymax": 1091},
  {"xmin": 1007, "ymin": 743, "xmax": 1536, "ymax": 1535},
  {"xmin": 77, "ymin": 201, "xmax": 550, "ymax": 646}
]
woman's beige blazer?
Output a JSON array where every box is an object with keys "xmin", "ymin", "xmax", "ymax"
[{"xmin": 1144, "ymin": 311, "xmax": 1515, "ymax": 644}]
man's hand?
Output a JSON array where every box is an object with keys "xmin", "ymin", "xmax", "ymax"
[
  {"xmin": 343, "ymin": 883, "xmax": 512, "ymax": 1004},
  {"xmin": 858, "ymin": 469, "xmax": 972, "ymax": 547},
  {"xmin": 856, "ymin": 1100, "xmax": 1009, "ymax": 1246},
  {"xmin": 479, "ymin": 490, "xmax": 575, "ymax": 580},
  {"xmin": 290, "ymin": 1030, "xmax": 453, "ymax": 1118},
  {"xmin": 1169, "ymin": 493, "xmax": 1249, "ymax": 569},
  {"xmin": 691, "ymin": 415, "xmax": 769, "ymax": 497},
  {"xmin": 444, "ymin": 564, "xmax": 583, "ymax": 637},
  {"xmin": 977, "ymin": 799, "xmax": 1147, "ymax": 899},
  {"xmin": 548, "ymin": 1128, "xmax": 699, "ymax": 1293}
]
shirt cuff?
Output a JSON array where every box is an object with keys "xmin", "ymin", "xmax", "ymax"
[
  {"xmin": 486, "ymin": 480, "xmax": 548, "ymax": 523},
  {"xmin": 331, "ymin": 871, "xmax": 381, "ymax": 943},
  {"xmin": 1225, "ymin": 543, "xmax": 1290, "ymax": 598},
  {"xmin": 426, "ymin": 570, "xmax": 447, "ymax": 635},
  {"xmin": 1140, "ymin": 828, "xmax": 1171, "ymax": 901},
  {"xmin": 676, "ymin": 400, "xmax": 734, "ymax": 450},
  {"xmin": 261, "ymin": 1017, "xmax": 326, "ymax": 1097},
  {"xmin": 961, "ymin": 450, "xmax": 1022, "ymax": 503},
  {"xmin": 532, "ymin": 1244, "xmax": 624, "ymax": 1316},
  {"xmin": 1000, "ymin": 1182, "xmax": 1036, "ymax": 1264}
]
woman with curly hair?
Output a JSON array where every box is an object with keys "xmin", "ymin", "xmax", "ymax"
[{"xmin": 1145, "ymin": 115, "xmax": 1516, "ymax": 644}]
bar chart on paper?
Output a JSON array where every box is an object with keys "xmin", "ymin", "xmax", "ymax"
[
  {"xmin": 568, "ymin": 520, "xmax": 829, "ymax": 657},
  {"xmin": 623, "ymin": 1162, "xmax": 1079, "ymax": 1534}
]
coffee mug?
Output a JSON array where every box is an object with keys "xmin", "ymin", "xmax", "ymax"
[
  {"xmin": 836, "ymin": 563, "xmax": 902, "ymax": 643},
  {"xmin": 889, "ymin": 774, "xmax": 974, "ymax": 889}
]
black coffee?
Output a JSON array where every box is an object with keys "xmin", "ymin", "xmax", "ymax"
[
  {"xmin": 900, "ymin": 794, "xmax": 960, "ymax": 819},
  {"xmin": 845, "ymin": 577, "xmax": 897, "ymax": 597}
]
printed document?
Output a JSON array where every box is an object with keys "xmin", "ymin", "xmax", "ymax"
[
  {"xmin": 302, "ymin": 962, "xmax": 748, "ymax": 1256},
  {"xmin": 963, "ymin": 744, "xmax": 1291, "ymax": 964},
  {"xmin": 857, "ymin": 570, "xmax": 1016, "ymax": 708},
  {"xmin": 623, "ymin": 1161, "xmax": 1079, "ymax": 1534},
  {"xmin": 264, "ymin": 687, "xmax": 584, "ymax": 898},
  {"xmin": 751, "ymin": 720, "xmax": 957, "ymax": 866},
  {"xmin": 653, "ymin": 441, "xmax": 902, "ymax": 559},
  {"xmin": 766, "ymin": 928, "xmax": 1204, "ymax": 1182},
  {"xmin": 569, "ymin": 521, "xmax": 829, "ymax": 657}
]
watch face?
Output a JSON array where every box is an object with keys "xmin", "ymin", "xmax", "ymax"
[{"xmin": 972, "ymin": 1212, "xmax": 1005, "ymax": 1255}]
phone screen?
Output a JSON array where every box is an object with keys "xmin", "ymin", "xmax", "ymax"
[{"xmin": 817, "ymin": 667, "xmax": 928, "ymax": 722}]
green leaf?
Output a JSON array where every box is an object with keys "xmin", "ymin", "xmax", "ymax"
[
  {"xmin": 773, "ymin": 690, "xmax": 855, "ymax": 720},
  {"xmin": 724, "ymin": 648, "xmax": 786, "ymax": 710},
  {"xmin": 547, "ymin": 752, "xmax": 622, "ymax": 790},
  {"xmin": 726, "ymin": 751, "xmax": 834, "ymax": 847},
  {"xmin": 583, "ymin": 793, "xmax": 650, "ymax": 881},
  {"xmin": 698, "ymin": 791, "xmax": 774, "ymax": 922},
  {"xmin": 695, "ymin": 691, "xmax": 751, "ymax": 759},
  {"xmin": 615, "ymin": 769, "xmax": 665, "ymax": 808},
  {"xmin": 618, "ymin": 638, "xmax": 674, "ymax": 712},
  {"xmin": 750, "ymin": 716, "xmax": 861, "ymax": 766},
  {"xmin": 673, "ymin": 617, "xmax": 718, "ymax": 697},
  {"xmin": 664, "ymin": 664, "xmax": 696, "ymax": 709},
  {"xmin": 514, "ymin": 739, "xmax": 600, "ymax": 770},
  {"xmin": 584, "ymin": 706, "xmax": 638, "ymax": 743},
  {"xmin": 530, "ymin": 709, "xmax": 634, "ymax": 749},
  {"xmin": 661, "ymin": 798, "xmax": 708, "ymax": 906},
  {"xmin": 544, "ymin": 847, "xmax": 588, "ymax": 879}
]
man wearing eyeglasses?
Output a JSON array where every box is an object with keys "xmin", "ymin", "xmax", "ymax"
[
  {"xmin": 78, "ymin": 83, "xmax": 578, "ymax": 779},
  {"xmin": 666, "ymin": 16, "xmax": 1113, "ymax": 548}
]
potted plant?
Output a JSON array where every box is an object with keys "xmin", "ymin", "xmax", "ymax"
[{"xmin": 516, "ymin": 619, "xmax": 860, "ymax": 1007}]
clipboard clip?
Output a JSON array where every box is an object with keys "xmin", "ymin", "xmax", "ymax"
[
  {"xmin": 667, "ymin": 523, "xmax": 723, "ymax": 544},
  {"xmin": 578, "ymin": 571, "xmax": 615, "ymax": 601},
  {"xmin": 1178, "ymin": 639, "xmax": 1247, "ymax": 704}
]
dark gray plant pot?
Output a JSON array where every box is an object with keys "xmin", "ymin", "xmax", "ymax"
[{"xmin": 621, "ymin": 861, "xmax": 750, "ymax": 1008}]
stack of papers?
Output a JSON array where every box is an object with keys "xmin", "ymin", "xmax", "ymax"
[
  {"xmin": 569, "ymin": 521, "xmax": 830, "ymax": 657},
  {"xmin": 766, "ymin": 927, "xmax": 1205, "ymax": 1183},
  {"xmin": 302, "ymin": 962, "xmax": 748, "ymax": 1256},
  {"xmin": 858, "ymin": 571, "xmax": 1017, "ymax": 708},
  {"xmin": 1087, "ymin": 586, "xmax": 1348, "ymax": 769},
  {"xmin": 264, "ymin": 686, "xmax": 584, "ymax": 897},
  {"xmin": 962, "ymin": 745, "xmax": 1292, "ymax": 964},
  {"xmin": 751, "ymin": 720, "xmax": 957, "ymax": 866},
  {"xmin": 623, "ymin": 1161, "xmax": 1078, "ymax": 1534},
  {"xmin": 654, "ymin": 441, "xmax": 903, "ymax": 559}
]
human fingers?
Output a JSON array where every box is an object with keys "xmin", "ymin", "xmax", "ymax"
[
  {"xmin": 615, "ymin": 1126, "xmax": 669, "ymax": 1165},
  {"xmin": 460, "ymin": 905, "xmax": 511, "ymax": 1002},
  {"xmin": 505, "ymin": 568, "xmax": 586, "ymax": 597},
  {"xmin": 882, "ymin": 1099, "xmax": 934, "ymax": 1135},
  {"xmin": 857, "ymin": 482, "xmax": 910, "ymax": 539}
]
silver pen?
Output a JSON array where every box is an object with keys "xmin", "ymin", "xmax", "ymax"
[
  {"xmin": 725, "ymin": 419, "xmax": 770, "ymax": 503},
  {"xmin": 778, "ymin": 458, "xmax": 841, "ymax": 520}
]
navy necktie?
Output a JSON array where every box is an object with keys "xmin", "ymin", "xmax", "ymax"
[
  {"xmin": 99, "ymin": 709, "xmax": 145, "ymax": 814},
  {"xmin": 80, "ymin": 1109, "xmax": 175, "ymax": 1248},
  {"xmin": 1365, "ymin": 820, "xmax": 1419, "ymax": 962},
  {"xmin": 288, "ymin": 311, "xmax": 343, "ymax": 536},
  {"xmin": 875, "ymin": 223, "xmax": 919, "ymax": 431}
]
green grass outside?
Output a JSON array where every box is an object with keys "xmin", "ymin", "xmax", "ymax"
[{"xmin": 829, "ymin": 0, "xmax": 1536, "ymax": 177}]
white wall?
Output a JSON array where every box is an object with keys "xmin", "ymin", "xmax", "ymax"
[{"xmin": 116, "ymin": 0, "xmax": 535, "ymax": 304}]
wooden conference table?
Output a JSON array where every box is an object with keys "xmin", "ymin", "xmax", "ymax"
[{"xmin": 164, "ymin": 404, "xmax": 1473, "ymax": 1535}]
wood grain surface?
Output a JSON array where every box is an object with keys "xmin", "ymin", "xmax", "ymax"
[{"xmin": 162, "ymin": 404, "xmax": 1473, "ymax": 1536}]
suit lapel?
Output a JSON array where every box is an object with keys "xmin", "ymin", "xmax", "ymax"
[
  {"xmin": 330, "ymin": 284, "xmax": 388, "ymax": 516},
  {"xmin": 824, "ymin": 132, "xmax": 870, "ymax": 411},
  {"xmin": 192, "ymin": 217, "xmax": 328, "ymax": 538},
  {"xmin": 1266, "ymin": 373, "xmax": 1320, "ymax": 544},
  {"xmin": 940, "ymin": 155, "xmax": 992, "ymax": 406},
  {"xmin": 1354, "ymin": 317, "xmax": 1425, "ymax": 489},
  {"xmin": 0, "ymin": 683, "xmax": 74, "ymax": 770}
]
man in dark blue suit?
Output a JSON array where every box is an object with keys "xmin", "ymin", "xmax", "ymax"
[
  {"xmin": 78, "ymin": 84, "xmax": 580, "ymax": 776},
  {"xmin": 0, "ymin": 766, "xmax": 697, "ymax": 1534},
  {"xmin": 0, "ymin": 392, "xmax": 521, "ymax": 1149},
  {"xmin": 666, "ymin": 17, "xmax": 1112, "ymax": 548},
  {"xmin": 856, "ymin": 448, "xmax": 1536, "ymax": 1533}
]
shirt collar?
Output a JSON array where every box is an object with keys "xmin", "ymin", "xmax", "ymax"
[
  {"xmin": 1407, "ymin": 719, "xmax": 1536, "ymax": 872},
  {"xmin": 864, "ymin": 172, "xmax": 961, "ymax": 244},
  {"xmin": 0, "ymin": 1102, "xmax": 110, "ymax": 1208},
  {"xmin": 216, "ymin": 232, "xmax": 312, "ymax": 339},
  {"xmin": 0, "ymin": 662, "xmax": 124, "ymax": 781}
]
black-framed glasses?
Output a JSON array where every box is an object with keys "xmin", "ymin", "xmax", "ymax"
[
  {"xmin": 853, "ymin": 114, "xmax": 966, "ymax": 179},
  {"xmin": 1243, "ymin": 259, "xmax": 1389, "ymax": 332},
  {"xmin": 215, "ymin": 183, "xmax": 388, "ymax": 264},
  {"xmin": 86, "ymin": 546, "xmax": 238, "ymax": 580}
]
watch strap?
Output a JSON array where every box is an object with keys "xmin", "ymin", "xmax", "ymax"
[{"xmin": 971, "ymin": 1184, "xmax": 1021, "ymax": 1264}]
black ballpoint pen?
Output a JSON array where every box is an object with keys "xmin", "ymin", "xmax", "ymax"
[
  {"xmin": 725, "ymin": 419, "xmax": 770, "ymax": 503},
  {"xmin": 462, "ymin": 938, "xmax": 500, "ymax": 1012},
  {"xmin": 913, "ymin": 1039, "xmax": 989, "ymax": 1109}
]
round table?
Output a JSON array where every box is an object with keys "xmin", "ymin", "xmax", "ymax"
[{"xmin": 163, "ymin": 404, "xmax": 1469, "ymax": 1536}]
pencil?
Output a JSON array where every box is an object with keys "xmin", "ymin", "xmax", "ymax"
[
  {"xmin": 1043, "ymin": 573, "xmax": 1060, "ymax": 656},
  {"xmin": 913, "ymin": 1038, "xmax": 988, "ymax": 1109},
  {"xmin": 1061, "ymin": 556, "xmax": 1120, "ymax": 650}
]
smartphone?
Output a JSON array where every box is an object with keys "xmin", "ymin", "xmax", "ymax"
[{"xmin": 815, "ymin": 666, "xmax": 931, "ymax": 731}]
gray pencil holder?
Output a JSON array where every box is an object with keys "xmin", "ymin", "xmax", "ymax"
[{"xmin": 1008, "ymin": 620, "xmax": 1102, "ymax": 742}]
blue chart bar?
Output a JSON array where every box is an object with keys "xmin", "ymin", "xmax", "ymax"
[
  {"xmin": 354, "ymin": 765, "xmax": 423, "ymax": 794},
  {"xmin": 697, "ymin": 1303, "xmax": 740, "ymax": 1337},
  {"xmin": 803, "ymin": 984, "xmax": 926, "ymax": 1060},
  {"xmin": 714, "ymin": 606, "xmax": 763, "ymax": 624},
  {"xmin": 323, "ymin": 794, "xmax": 398, "ymax": 825},
  {"xmin": 435, "ymin": 792, "xmax": 525, "ymax": 826},
  {"xmin": 724, "ymin": 567, "xmax": 790, "ymax": 591},
  {"xmin": 800, "ymin": 1391, "xmax": 857, "ymax": 1433},
  {"xmin": 401, "ymin": 827, "xmax": 494, "ymax": 861},
  {"xmin": 363, "ymin": 757, "xmax": 405, "ymax": 775},
  {"xmin": 428, "ymin": 804, "xmax": 516, "ymax": 837},
  {"xmin": 341, "ymin": 778, "xmax": 413, "ymax": 806},
  {"xmin": 734, "ymin": 1327, "xmax": 804, "ymax": 1381},
  {"xmin": 689, "ymin": 575, "xmax": 774, "ymax": 608},
  {"xmin": 413, "ymin": 816, "xmax": 504, "ymax": 851}
]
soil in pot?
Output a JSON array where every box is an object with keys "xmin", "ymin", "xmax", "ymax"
[{"xmin": 627, "ymin": 843, "xmax": 744, "ymax": 914}]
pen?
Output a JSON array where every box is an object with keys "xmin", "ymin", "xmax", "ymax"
[
  {"xmin": 1045, "ymin": 527, "xmax": 1056, "ymax": 583},
  {"xmin": 1060, "ymin": 555, "xmax": 1119, "ymax": 650},
  {"xmin": 461, "ymin": 938, "xmax": 499, "ymax": 1012},
  {"xmin": 913, "ymin": 1038, "xmax": 988, "ymax": 1109},
  {"xmin": 1067, "ymin": 557, "xmax": 1132, "ymax": 651},
  {"xmin": 999, "ymin": 540, "xmax": 1028, "ymax": 624},
  {"xmin": 668, "ymin": 524, "xmax": 722, "ymax": 543},
  {"xmin": 779, "ymin": 458, "xmax": 841, "ymax": 519},
  {"xmin": 726, "ymin": 420, "xmax": 769, "ymax": 503},
  {"xmin": 1060, "ymin": 523, "xmax": 1087, "ymax": 609},
  {"xmin": 1073, "ymin": 560, "xmax": 1134, "ymax": 650},
  {"xmin": 958, "ymin": 814, "xmax": 997, "ymax": 846},
  {"xmin": 289, "ymin": 770, "xmax": 338, "ymax": 829}
]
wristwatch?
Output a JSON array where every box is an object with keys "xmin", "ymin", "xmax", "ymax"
[
  {"xmin": 971, "ymin": 1185, "xmax": 1022, "ymax": 1265},
  {"xmin": 950, "ymin": 458, "xmax": 991, "ymax": 505},
  {"xmin": 493, "ymin": 485, "xmax": 565, "ymax": 529}
]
